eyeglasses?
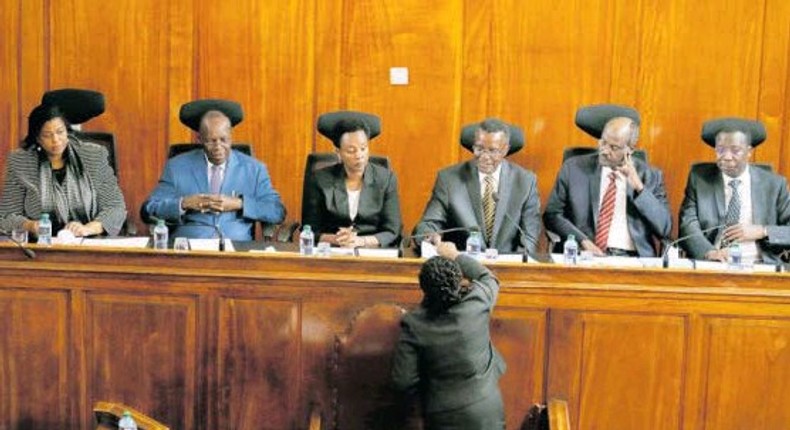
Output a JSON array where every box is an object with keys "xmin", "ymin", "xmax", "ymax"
[
  {"xmin": 715, "ymin": 145, "xmax": 749, "ymax": 157},
  {"xmin": 473, "ymin": 146, "xmax": 505, "ymax": 157},
  {"xmin": 598, "ymin": 140, "xmax": 627, "ymax": 152}
]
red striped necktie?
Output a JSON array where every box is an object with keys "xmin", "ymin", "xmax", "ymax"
[{"xmin": 594, "ymin": 172, "xmax": 618, "ymax": 250}]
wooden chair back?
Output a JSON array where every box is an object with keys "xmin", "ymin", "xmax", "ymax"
[{"xmin": 94, "ymin": 401, "xmax": 169, "ymax": 430}]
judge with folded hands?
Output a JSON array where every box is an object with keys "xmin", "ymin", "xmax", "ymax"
[
  {"xmin": 301, "ymin": 111, "xmax": 402, "ymax": 248},
  {"xmin": 141, "ymin": 99, "xmax": 285, "ymax": 240},
  {"xmin": 679, "ymin": 118, "xmax": 790, "ymax": 263}
]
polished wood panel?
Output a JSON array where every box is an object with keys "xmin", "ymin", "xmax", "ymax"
[
  {"xmin": 217, "ymin": 298, "xmax": 300, "ymax": 430},
  {"xmin": 48, "ymin": 0, "xmax": 180, "ymax": 231},
  {"xmin": 85, "ymin": 292, "xmax": 197, "ymax": 430},
  {"xmin": 492, "ymin": 308, "xmax": 548, "ymax": 430},
  {"xmin": 575, "ymin": 313, "xmax": 686, "ymax": 429},
  {"xmin": 315, "ymin": 0, "xmax": 464, "ymax": 228},
  {"xmin": 0, "ymin": 245, "xmax": 788, "ymax": 429},
  {"xmin": 702, "ymin": 317, "xmax": 790, "ymax": 429},
  {"xmin": 196, "ymin": 0, "xmax": 315, "ymax": 223},
  {"xmin": 0, "ymin": 290, "xmax": 69, "ymax": 429}
]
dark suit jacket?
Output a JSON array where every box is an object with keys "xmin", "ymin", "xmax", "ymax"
[
  {"xmin": 301, "ymin": 162, "xmax": 402, "ymax": 247},
  {"xmin": 391, "ymin": 254, "xmax": 506, "ymax": 415},
  {"xmin": 142, "ymin": 149, "xmax": 285, "ymax": 240},
  {"xmin": 413, "ymin": 160, "xmax": 541, "ymax": 254},
  {"xmin": 0, "ymin": 140, "xmax": 127, "ymax": 236},
  {"xmin": 543, "ymin": 153, "xmax": 672, "ymax": 257},
  {"xmin": 679, "ymin": 163, "xmax": 790, "ymax": 262}
]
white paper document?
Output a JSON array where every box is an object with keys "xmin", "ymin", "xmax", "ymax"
[
  {"xmin": 79, "ymin": 237, "xmax": 150, "ymax": 248},
  {"xmin": 355, "ymin": 248, "xmax": 399, "ymax": 258},
  {"xmin": 188, "ymin": 238, "xmax": 235, "ymax": 252}
]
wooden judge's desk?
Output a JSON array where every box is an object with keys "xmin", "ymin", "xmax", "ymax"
[{"xmin": 0, "ymin": 244, "xmax": 788, "ymax": 430}]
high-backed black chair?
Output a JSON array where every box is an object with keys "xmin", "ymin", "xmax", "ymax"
[{"xmin": 42, "ymin": 88, "xmax": 136, "ymax": 235}]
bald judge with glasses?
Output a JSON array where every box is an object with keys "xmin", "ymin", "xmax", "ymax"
[{"xmin": 543, "ymin": 104, "xmax": 672, "ymax": 257}]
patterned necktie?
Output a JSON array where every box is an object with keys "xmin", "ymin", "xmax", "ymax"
[
  {"xmin": 594, "ymin": 172, "xmax": 618, "ymax": 250},
  {"xmin": 725, "ymin": 179, "xmax": 741, "ymax": 226},
  {"xmin": 482, "ymin": 175, "xmax": 496, "ymax": 245},
  {"xmin": 210, "ymin": 164, "xmax": 222, "ymax": 195}
]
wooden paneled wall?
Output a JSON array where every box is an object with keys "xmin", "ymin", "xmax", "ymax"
[{"xmin": 2, "ymin": 0, "xmax": 790, "ymax": 235}]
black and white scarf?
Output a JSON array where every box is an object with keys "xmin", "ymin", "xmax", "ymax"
[{"xmin": 38, "ymin": 137, "xmax": 98, "ymax": 229}]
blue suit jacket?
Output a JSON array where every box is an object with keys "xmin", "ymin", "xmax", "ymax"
[
  {"xmin": 543, "ymin": 153, "xmax": 672, "ymax": 257},
  {"xmin": 142, "ymin": 149, "xmax": 285, "ymax": 240}
]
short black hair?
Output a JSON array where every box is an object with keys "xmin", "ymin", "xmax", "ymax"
[
  {"xmin": 332, "ymin": 117, "xmax": 371, "ymax": 147},
  {"xmin": 23, "ymin": 103, "xmax": 71, "ymax": 149},
  {"xmin": 715, "ymin": 128, "xmax": 753, "ymax": 147},
  {"xmin": 476, "ymin": 118, "xmax": 511, "ymax": 144},
  {"xmin": 419, "ymin": 256, "xmax": 467, "ymax": 317}
]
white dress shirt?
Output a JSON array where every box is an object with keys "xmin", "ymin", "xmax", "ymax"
[
  {"xmin": 722, "ymin": 166, "xmax": 759, "ymax": 262},
  {"xmin": 347, "ymin": 188, "xmax": 361, "ymax": 221}
]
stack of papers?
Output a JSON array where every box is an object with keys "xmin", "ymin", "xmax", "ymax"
[
  {"xmin": 79, "ymin": 237, "xmax": 150, "ymax": 248},
  {"xmin": 188, "ymin": 238, "xmax": 235, "ymax": 252}
]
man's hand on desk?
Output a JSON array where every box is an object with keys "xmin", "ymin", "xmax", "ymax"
[
  {"xmin": 704, "ymin": 248, "xmax": 729, "ymax": 262},
  {"xmin": 581, "ymin": 239, "xmax": 606, "ymax": 256}
]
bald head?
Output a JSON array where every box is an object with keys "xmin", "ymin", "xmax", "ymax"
[
  {"xmin": 598, "ymin": 117, "xmax": 639, "ymax": 168},
  {"xmin": 199, "ymin": 110, "xmax": 233, "ymax": 165},
  {"xmin": 602, "ymin": 117, "xmax": 639, "ymax": 148}
]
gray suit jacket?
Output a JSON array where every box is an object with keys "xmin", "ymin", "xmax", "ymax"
[
  {"xmin": 391, "ymin": 254, "xmax": 505, "ymax": 414},
  {"xmin": 301, "ymin": 162, "xmax": 402, "ymax": 247},
  {"xmin": 0, "ymin": 140, "xmax": 127, "ymax": 236},
  {"xmin": 413, "ymin": 160, "xmax": 541, "ymax": 254},
  {"xmin": 543, "ymin": 153, "xmax": 672, "ymax": 257},
  {"xmin": 679, "ymin": 163, "xmax": 790, "ymax": 262}
]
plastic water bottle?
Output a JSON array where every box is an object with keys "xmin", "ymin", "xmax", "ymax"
[
  {"xmin": 563, "ymin": 234, "xmax": 578, "ymax": 265},
  {"xmin": 729, "ymin": 241, "xmax": 742, "ymax": 270},
  {"xmin": 466, "ymin": 231, "xmax": 482, "ymax": 258},
  {"xmin": 153, "ymin": 219, "xmax": 168, "ymax": 250},
  {"xmin": 37, "ymin": 213, "xmax": 52, "ymax": 246},
  {"xmin": 300, "ymin": 225, "xmax": 314, "ymax": 256},
  {"xmin": 118, "ymin": 410, "xmax": 138, "ymax": 430}
]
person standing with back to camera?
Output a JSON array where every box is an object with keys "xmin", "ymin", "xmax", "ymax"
[{"xmin": 392, "ymin": 240, "xmax": 506, "ymax": 429}]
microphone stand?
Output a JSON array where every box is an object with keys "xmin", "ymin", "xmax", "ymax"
[
  {"xmin": 213, "ymin": 212, "xmax": 225, "ymax": 252},
  {"xmin": 501, "ymin": 212, "xmax": 534, "ymax": 263},
  {"xmin": 0, "ymin": 229, "xmax": 36, "ymax": 259},
  {"xmin": 662, "ymin": 224, "xmax": 726, "ymax": 268},
  {"xmin": 491, "ymin": 191, "xmax": 541, "ymax": 263}
]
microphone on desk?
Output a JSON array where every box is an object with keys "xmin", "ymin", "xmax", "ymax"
[
  {"xmin": 0, "ymin": 229, "xmax": 36, "ymax": 259},
  {"xmin": 661, "ymin": 224, "xmax": 726, "ymax": 268},
  {"xmin": 213, "ymin": 213, "xmax": 226, "ymax": 252},
  {"xmin": 492, "ymin": 192, "xmax": 544, "ymax": 264}
]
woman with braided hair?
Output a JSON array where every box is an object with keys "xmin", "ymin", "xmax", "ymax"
[{"xmin": 392, "ymin": 241, "xmax": 506, "ymax": 429}]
